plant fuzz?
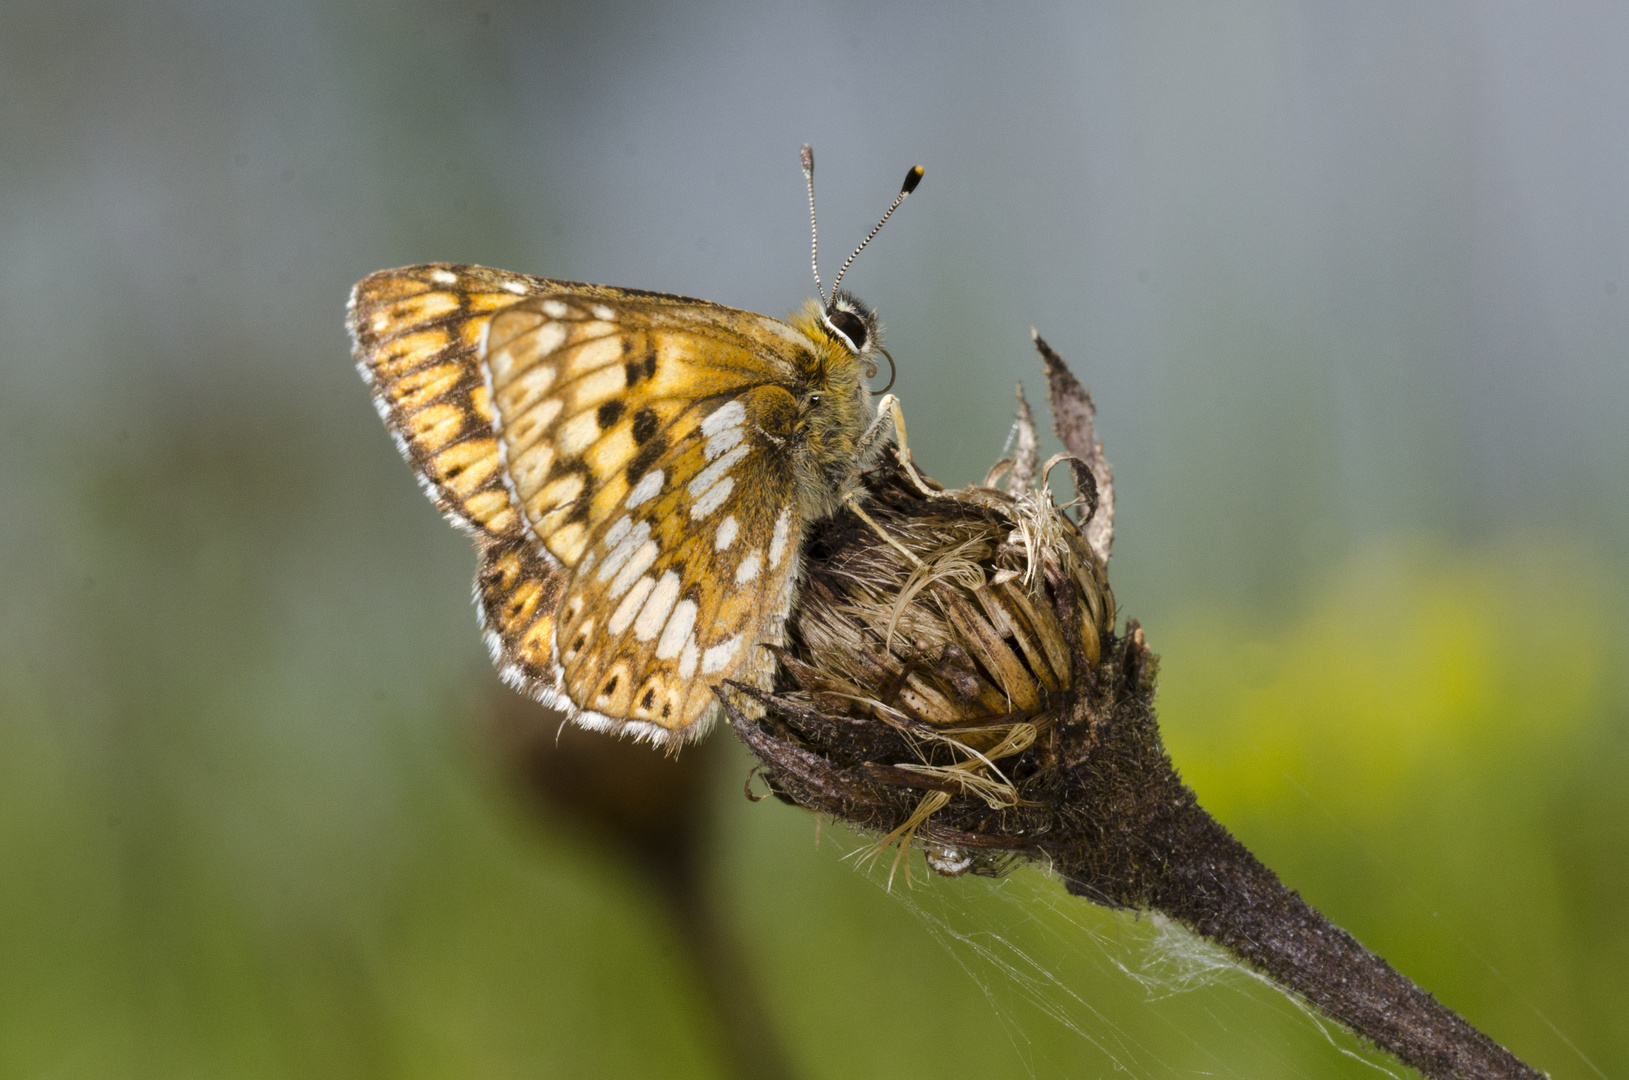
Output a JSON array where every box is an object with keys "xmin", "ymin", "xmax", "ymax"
[{"xmin": 721, "ymin": 336, "xmax": 1544, "ymax": 1080}]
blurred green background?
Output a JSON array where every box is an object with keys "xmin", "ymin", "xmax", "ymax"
[{"xmin": 2, "ymin": 2, "xmax": 1625, "ymax": 1077}]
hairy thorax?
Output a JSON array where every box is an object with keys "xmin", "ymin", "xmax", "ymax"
[{"xmin": 785, "ymin": 303, "xmax": 879, "ymax": 524}]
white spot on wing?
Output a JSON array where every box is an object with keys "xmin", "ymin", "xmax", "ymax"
[
  {"xmin": 700, "ymin": 399, "xmax": 745, "ymax": 436},
  {"xmin": 633, "ymin": 571, "xmax": 681, "ymax": 641},
  {"xmin": 430, "ymin": 269, "xmax": 458, "ymax": 284},
  {"xmin": 609, "ymin": 575, "xmax": 655, "ymax": 634},
  {"xmin": 626, "ymin": 469, "xmax": 663, "ymax": 509},
  {"xmin": 689, "ymin": 476, "xmax": 734, "ymax": 520},
  {"xmin": 678, "ymin": 635, "xmax": 698, "ymax": 678},
  {"xmin": 704, "ymin": 424, "xmax": 743, "ymax": 461},
  {"xmin": 701, "ymin": 635, "xmax": 742, "ymax": 675},
  {"xmin": 769, "ymin": 508, "xmax": 792, "ymax": 569},
  {"xmin": 687, "ymin": 443, "xmax": 749, "ymax": 498},
  {"xmin": 735, "ymin": 550, "xmax": 762, "ymax": 584},
  {"xmin": 598, "ymin": 520, "xmax": 648, "ymax": 583},
  {"xmin": 714, "ymin": 515, "xmax": 738, "ymax": 551},
  {"xmin": 542, "ymin": 300, "xmax": 569, "ymax": 318},
  {"xmin": 609, "ymin": 539, "xmax": 659, "ymax": 598},
  {"xmin": 503, "ymin": 280, "xmax": 529, "ymax": 295},
  {"xmin": 603, "ymin": 515, "xmax": 633, "ymax": 553},
  {"xmin": 591, "ymin": 304, "xmax": 616, "ymax": 321},
  {"xmin": 655, "ymin": 599, "xmax": 697, "ymax": 659}
]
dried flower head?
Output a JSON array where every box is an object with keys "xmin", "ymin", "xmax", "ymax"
[
  {"xmin": 724, "ymin": 333, "xmax": 1149, "ymax": 888},
  {"xmin": 738, "ymin": 457, "xmax": 1120, "ymax": 881}
]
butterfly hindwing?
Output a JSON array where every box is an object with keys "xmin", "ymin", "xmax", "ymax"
[
  {"xmin": 478, "ymin": 292, "xmax": 821, "ymax": 741},
  {"xmin": 549, "ymin": 387, "xmax": 806, "ymax": 740}
]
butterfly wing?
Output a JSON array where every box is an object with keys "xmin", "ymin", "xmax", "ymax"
[
  {"xmin": 351, "ymin": 264, "xmax": 818, "ymax": 744},
  {"xmin": 480, "ymin": 293, "xmax": 815, "ymax": 742},
  {"xmin": 348, "ymin": 263, "xmax": 553, "ymax": 538}
]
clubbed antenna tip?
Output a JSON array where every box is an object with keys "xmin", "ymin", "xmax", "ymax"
[{"xmin": 829, "ymin": 163, "xmax": 926, "ymax": 297}]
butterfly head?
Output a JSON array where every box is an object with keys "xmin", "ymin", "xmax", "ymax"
[
  {"xmin": 800, "ymin": 145, "xmax": 917, "ymax": 397},
  {"xmin": 764, "ymin": 292, "xmax": 882, "ymax": 524},
  {"xmin": 793, "ymin": 292, "xmax": 875, "ymax": 416},
  {"xmin": 820, "ymin": 289, "xmax": 881, "ymax": 358},
  {"xmin": 819, "ymin": 287, "xmax": 895, "ymax": 408}
]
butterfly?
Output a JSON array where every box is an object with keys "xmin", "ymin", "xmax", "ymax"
[{"xmin": 348, "ymin": 148, "xmax": 923, "ymax": 745}]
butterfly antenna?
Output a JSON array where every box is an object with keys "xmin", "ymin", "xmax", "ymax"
[
  {"xmin": 828, "ymin": 163, "xmax": 924, "ymax": 297},
  {"xmin": 801, "ymin": 144, "xmax": 826, "ymax": 305}
]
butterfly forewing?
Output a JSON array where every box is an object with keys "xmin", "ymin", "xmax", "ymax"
[
  {"xmin": 475, "ymin": 533, "xmax": 569, "ymax": 693},
  {"xmin": 348, "ymin": 264, "xmax": 549, "ymax": 538}
]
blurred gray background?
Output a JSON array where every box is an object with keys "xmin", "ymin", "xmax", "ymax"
[{"xmin": 2, "ymin": 2, "xmax": 1625, "ymax": 1078}]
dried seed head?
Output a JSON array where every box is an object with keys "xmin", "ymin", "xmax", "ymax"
[{"xmin": 721, "ymin": 358, "xmax": 1139, "ymax": 884}]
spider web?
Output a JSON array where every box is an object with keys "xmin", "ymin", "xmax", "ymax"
[{"xmin": 875, "ymin": 863, "xmax": 1409, "ymax": 1080}]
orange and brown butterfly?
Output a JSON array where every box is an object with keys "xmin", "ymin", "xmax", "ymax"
[{"xmin": 347, "ymin": 149, "xmax": 924, "ymax": 745}]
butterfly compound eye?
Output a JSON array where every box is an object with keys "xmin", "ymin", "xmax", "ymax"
[{"xmin": 827, "ymin": 309, "xmax": 868, "ymax": 352}]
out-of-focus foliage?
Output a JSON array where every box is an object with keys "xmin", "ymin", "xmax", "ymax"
[
  {"xmin": 1, "ymin": 1, "xmax": 1625, "ymax": 1078},
  {"xmin": 1157, "ymin": 541, "xmax": 1629, "ymax": 1073},
  {"xmin": 1164, "ymin": 540, "xmax": 1613, "ymax": 811}
]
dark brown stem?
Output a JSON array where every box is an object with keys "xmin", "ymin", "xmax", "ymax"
[
  {"xmin": 1048, "ymin": 696, "xmax": 1543, "ymax": 1080},
  {"xmin": 1140, "ymin": 802, "xmax": 1541, "ymax": 1080}
]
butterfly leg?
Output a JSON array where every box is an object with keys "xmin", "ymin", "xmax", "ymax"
[
  {"xmin": 861, "ymin": 394, "xmax": 942, "ymax": 499},
  {"xmin": 856, "ymin": 395, "xmax": 898, "ymax": 459},
  {"xmin": 843, "ymin": 394, "xmax": 945, "ymax": 569},
  {"xmin": 842, "ymin": 492, "xmax": 924, "ymax": 569}
]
